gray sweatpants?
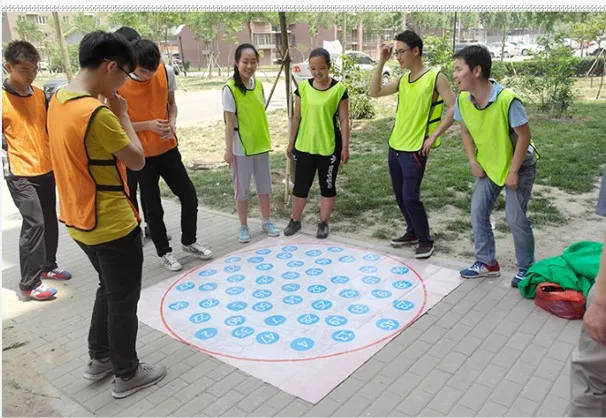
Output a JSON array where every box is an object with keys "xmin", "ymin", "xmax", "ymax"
[
  {"xmin": 231, "ymin": 153, "xmax": 272, "ymax": 201},
  {"xmin": 568, "ymin": 286, "xmax": 606, "ymax": 416}
]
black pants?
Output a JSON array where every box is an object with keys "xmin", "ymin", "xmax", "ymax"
[
  {"xmin": 75, "ymin": 227, "xmax": 142, "ymax": 378},
  {"xmin": 387, "ymin": 148, "xmax": 433, "ymax": 245},
  {"xmin": 132, "ymin": 147, "xmax": 198, "ymax": 257},
  {"xmin": 6, "ymin": 172, "xmax": 59, "ymax": 291},
  {"xmin": 293, "ymin": 143, "xmax": 342, "ymax": 199},
  {"xmin": 127, "ymin": 168, "xmax": 148, "ymax": 224}
]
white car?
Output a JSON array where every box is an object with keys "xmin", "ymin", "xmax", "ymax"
[
  {"xmin": 489, "ymin": 42, "xmax": 520, "ymax": 58},
  {"xmin": 292, "ymin": 51, "xmax": 393, "ymax": 84},
  {"xmin": 586, "ymin": 37, "xmax": 605, "ymax": 56}
]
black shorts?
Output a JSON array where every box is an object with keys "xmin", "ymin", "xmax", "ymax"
[{"xmin": 293, "ymin": 143, "xmax": 341, "ymax": 198}]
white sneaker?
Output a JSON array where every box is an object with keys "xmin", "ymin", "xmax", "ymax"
[
  {"xmin": 160, "ymin": 252, "xmax": 182, "ymax": 271},
  {"xmin": 182, "ymin": 242, "xmax": 213, "ymax": 260}
]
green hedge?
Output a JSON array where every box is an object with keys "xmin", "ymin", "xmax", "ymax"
[{"xmin": 494, "ymin": 57, "xmax": 604, "ymax": 79}]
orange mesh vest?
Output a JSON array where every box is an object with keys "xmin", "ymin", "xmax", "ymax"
[
  {"xmin": 118, "ymin": 64, "xmax": 177, "ymax": 157},
  {"xmin": 47, "ymin": 93, "xmax": 138, "ymax": 231},
  {"xmin": 2, "ymin": 86, "xmax": 52, "ymax": 176}
]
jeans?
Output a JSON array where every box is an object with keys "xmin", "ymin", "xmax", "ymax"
[
  {"xmin": 75, "ymin": 227, "xmax": 142, "ymax": 378},
  {"xmin": 471, "ymin": 162, "xmax": 536, "ymax": 269}
]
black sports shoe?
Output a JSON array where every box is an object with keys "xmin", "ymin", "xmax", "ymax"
[
  {"xmin": 316, "ymin": 220, "xmax": 329, "ymax": 239},
  {"xmin": 284, "ymin": 219, "xmax": 302, "ymax": 236},
  {"xmin": 415, "ymin": 244, "xmax": 434, "ymax": 259},
  {"xmin": 390, "ymin": 231, "xmax": 418, "ymax": 247}
]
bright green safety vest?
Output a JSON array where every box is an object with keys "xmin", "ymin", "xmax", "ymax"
[
  {"xmin": 459, "ymin": 88, "xmax": 533, "ymax": 187},
  {"xmin": 295, "ymin": 79, "xmax": 347, "ymax": 156},
  {"xmin": 225, "ymin": 77, "xmax": 272, "ymax": 156},
  {"xmin": 388, "ymin": 68, "xmax": 444, "ymax": 152}
]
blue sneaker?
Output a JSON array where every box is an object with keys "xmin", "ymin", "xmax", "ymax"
[
  {"xmin": 262, "ymin": 220, "xmax": 280, "ymax": 237},
  {"xmin": 511, "ymin": 269, "xmax": 528, "ymax": 288},
  {"xmin": 460, "ymin": 261, "xmax": 501, "ymax": 279},
  {"xmin": 239, "ymin": 226, "xmax": 250, "ymax": 243}
]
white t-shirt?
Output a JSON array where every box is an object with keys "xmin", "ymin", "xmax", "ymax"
[{"xmin": 222, "ymin": 77, "xmax": 265, "ymax": 156}]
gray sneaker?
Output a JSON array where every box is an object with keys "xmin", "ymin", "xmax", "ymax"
[
  {"xmin": 83, "ymin": 356, "xmax": 113, "ymax": 381},
  {"xmin": 112, "ymin": 363, "xmax": 166, "ymax": 399}
]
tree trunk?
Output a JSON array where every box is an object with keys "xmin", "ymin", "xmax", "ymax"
[
  {"xmin": 279, "ymin": 11, "xmax": 293, "ymax": 204},
  {"xmin": 52, "ymin": 12, "xmax": 73, "ymax": 82},
  {"xmin": 500, "ymin": 30, "xmax": 507, "ymax": 62},
  {"xmin": 357, "ymin": 19, "xmax": 363, "ymax": 52},
  {"xmin": 342, "ymin": 13, "xmax": 347, "ymax": 50},
  {"xmin": 248, "ymin": 21, "xmax": 253, "ymax": 43},
  {"xmin": 402, "ymin": 12, "xmax": 407, "ymax": 30}
]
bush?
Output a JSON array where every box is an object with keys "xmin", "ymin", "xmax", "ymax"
[{"xmin": 333, "ymin": 54, "xmax": 375, "ymax": 120}]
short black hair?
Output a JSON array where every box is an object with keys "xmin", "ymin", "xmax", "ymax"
[
  {"xmin": 309, "ymin": 48, "xmax": 331, "ymax": 66},
  {"xmin": 394, "ymin": 30, "xmax": 423, "ymax": 57},
  {"xmin": 453, "ymin": 45, "xmax": 492, "ymax": 79},
  {"xmin": 4, "ymin": 40, "xmax": 40, "ymax": 66},
  {"xmin": 132, "ymin": 39, "xmax": 161, "ymax": 71},
  {"xmin": 115, "ymin": 26, "xmax": 140, "ymax": 43},
  {"xmin": 78, "ymin": 30, "xmax": 136, "ymax": 72}
]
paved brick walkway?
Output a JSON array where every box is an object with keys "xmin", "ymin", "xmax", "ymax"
[{"xmin": 2, "ymin": 182, "xmax": 578, "ymax": 417}]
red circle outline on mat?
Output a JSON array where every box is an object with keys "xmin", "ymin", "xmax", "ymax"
[{"xmin": 159, "ymin": 242, "xmax": 428, "ymax": 362}]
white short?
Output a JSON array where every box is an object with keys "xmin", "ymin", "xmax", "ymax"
[{"xmin": 231, "ymin": 153, "xmax": 272, "ymax": 201}]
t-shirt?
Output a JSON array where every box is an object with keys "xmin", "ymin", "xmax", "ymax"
[
  {"xmin": 222, "ymin": 77, "xmax": 265, "ymax": 157},
  {"xmin": 129, "ymin": 64, "xmax": 177, "ymax": 92},
  {"xmin": 56, "ymin": 88, "xmax": 138, "ymax": 246},
  {"xmin": 597, "ymin": 168, "xmax": 606, "ymax": 217},
  {"xmin": 454, "ymin": 80, "xmax": 535, "ymax": 164}
]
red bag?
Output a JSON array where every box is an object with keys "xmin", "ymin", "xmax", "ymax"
[{"xmin": 534, "ymin": 282, "xmax": 586, "ymax": 320}]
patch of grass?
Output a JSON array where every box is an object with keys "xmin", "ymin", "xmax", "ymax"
[
  {"xmin": 495, "ymin": 221, "xmax": 510, "ymax": 233},
  {"xmin": 528, "ymin": 196, "xmax": 568, "ymax": 226},
  {"xmin": 32, "ymin": 72, "xmax": 65, "ymax": 89},
  {"xmin": 447, "ymin": 219, "xmax": 472, "ymax": 233},
  {"xmin": 372, "ymin": 228, "xmax": 392, "ymax": 240},
  {"xmin": 176, "ymin": 75, "xmax": 277, "ymax": 92}
]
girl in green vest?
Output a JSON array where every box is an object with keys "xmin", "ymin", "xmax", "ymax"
[
  {"xmin": 223, "ymin": 43, "xmax": 280, "ymax": 243},
  {"xmin": 284, "ymin": 48, "xmax": 350, "ymax": 239}
]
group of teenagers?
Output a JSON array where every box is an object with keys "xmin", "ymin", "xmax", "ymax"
[{"xmin": 1, "ymin": 26, "xmax": 567, "ymax": 399}]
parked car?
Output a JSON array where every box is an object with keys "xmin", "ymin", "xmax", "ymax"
[
  {"xmin": 43, "ymin": 77, "xmax": 68, "ymax": 102},
  {"xmin": 586, "ymin": 37, "xmax": 605, "ymax": 56},
  {"xmin": 488, "ymin": 42, "xmax": 520, "ymax": 58},
  {"xmin": 292, "ymin": 51, "xmax": 393, "ymax": 84},
  {"xmin": 515, "ymin": 41, "xmax": 544, "ymax": 55}
]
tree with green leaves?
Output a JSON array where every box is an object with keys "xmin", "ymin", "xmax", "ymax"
[
  {"xmin": 14, "ymin": 19, "xmax": 44, "ymax": 44},
  {"xmin": 480, "ymin": 12, "xmax": 531, "ymax": 61}
]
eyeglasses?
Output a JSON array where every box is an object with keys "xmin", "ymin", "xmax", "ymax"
[
  {"xmin": 104, "ymin": 58, "xmax": 135, "ymax": 80},
  {"xmin": 393, "ymin": 48, "xmax": 411, "ymax": 57}
]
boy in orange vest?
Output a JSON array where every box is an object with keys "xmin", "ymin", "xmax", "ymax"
[
  {"xmin": 119, "ymin": 39, "xmax": 211, "ymax": 272},
  {"xmin": 2, "ymin": 40, "xmax": 71, "ymax": 301},
  {"xmin": 47, "ymin": 31, "xmax": 165, "ymax": 398}
]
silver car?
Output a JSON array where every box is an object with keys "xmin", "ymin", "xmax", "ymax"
[{"xmin": 292, "ymin": 51, "xmax": 393, "ymax": 84}]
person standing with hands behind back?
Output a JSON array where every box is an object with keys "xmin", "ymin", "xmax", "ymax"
[
  {"xmin": 284, "ymin": 48, "xmax": 350, "ymax": 239},
  {"xmin": 223, "ymin": 43, "xmax": 281, "ymax": 243}
]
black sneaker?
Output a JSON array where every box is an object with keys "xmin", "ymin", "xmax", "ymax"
[
  {"xmin": 390, "ymin": 232, "xmax": 418, "ymax": 247},
  {"xmin": 415, "ymin": 244, "xmax": 434, "ymax": 259},
  {"xmin": 316, "ymin": 221, "xmax": 329, "ymax": 239},
  {"xmin": 284, "ymin": 219, "xmax": 302, "ymax": 236}
]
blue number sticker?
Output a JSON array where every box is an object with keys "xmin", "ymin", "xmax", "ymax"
[
  {"xmin": 256, "ymin": 263, "xmax": 273, "ymax": 271},
  {"xmin": 232, "ymin": 326, "xmax": 255, "ymax": 339},
  {"xmin": 282, "ymin": 271, "xmax": 300, "ymax": 280},
  {"xmin": 291, "ymin": 337, "xmax": 315, "ymax": 351},
  {"xmin": 256, "ymin": 249, "xmax": 271, "ymax": 255},
  {"xmin": 264, "ymin": 315, "xmax": 287, "ymax": 326},
  {"xmin": 176, "ymin": 282, "xmax": 195, "ymax": 292},
  {"xmin": 256, "ymin": 331, "xmax": 280, "ymax": 345},
  {"xmin": 277, "ymin": 252, "xmax": 293, "ymax": 260},
  {"xmin": 168, "ymin": 301, "xmax": 189, "ymax": 311},
  {"xmin": 391, "ymin": 266, "xmax": 410, "ymax": 275},
  {"xmin": 227, "ymin": 274, "xmax": 246, "ymax": 283},
  {"xmin": 287, "ymin": 260, "xmax": 304, "ymax": 268},
  {"xmin": 226, "ymin": 286, "xmax": 245, "ymax": 296},
  {"xmin": 372, "ymin": 289, "xmax": 392, "ymax": 299},
  {"xmin": 198, "ymin": 282, "xmax": 217, "ymax": 292},
  {"xmin": 331, "ymin": 330, "xmax": 355, "ymax": 343},
  {"xmin": 282, "ymin": 246, "xmax": 298, "ymax": 252},
  {"xmin": 297, "ymin": 313, "xmax": 320, "ymax": 325},
  {"xmin": 283, "ymin": 295, "xmax": 303, "ymax": 305},
  {"xmin": 224, "ymin": 315, "xmax": 247, "ymax": 326},
  {"xmin": 362, "ymin": 276, "xmax": 381, "ymax": 284},
  {"xmin": 339, "ymin": 256, "xmax": 355, "ymax": 263},
  {"xmin": 225, "ymin": 256, "xmax": 242, "ymax": 263},
  {"xmin": 328, "ymin": 246, "xmax": 344, "ymax": 252},
  {"xmin": 315, "ymin": 258, "xmax": 332, "ymax": 266},
  {"xmin": 363, "ymin": 254, "xmax": 381, "ymax": 262},
  {"xmin": 325, "ymin": 315, "xmax": 348, "ymax": 327},
  {"xmin": 305, "ymin": 249, "xmax": 322, "ymax": 257},
  {"xmin": 312, "ymin": 300, "xmax": 333, "ymax": 311},
  {"xmin": 360, "ymin": 265, "xmax": 378, "ymax": 274},
  {"xmin": 195, "ymin": 327, "xmax": 218, "ymax": 340},
  {"xmin": 189, "ymin": 312, "xmax": 211, "ymax": 324},
  {"xmin": 247, "ymin": 256, "xmax": 264, "ymax": 264},
  {"xmin": 198, "ymin": 269, "xmax": 217, "ymax": 277},
  {"xmin": 306, "ymin": 268, "xmax": 323, "ymax": 276},
  {"xmin": 393, "ymin": 300, "xmax": 415, "ymax": 311},
  {"xmin": 226, "ymin": 301, "xmax": 248, "ymax": 311},
  {"xmin": 281, "ymin": 283, "xmax": 301, "ymax": 292},
  {"xmin": 253, "ymin": 302, "xmax": 273, "ymax": 312},
  {"xmin": 376, "ymin": 319, "xmax": 400, "ymax": 331},
  {"xmin": 307, "ymin": 285, "xmax": 327, "ymax": 294},
  {"xmin": 331, "ymin": 276, "xmax": 350, "ymax": 284},
  {"xmin": 393, "ymin": 280, "xmax": 413, "ymax": 290},
  {"xmin": 224, "ymin": 265, "xmax": 241, "ymax": 273},
  {"xmin": 199, "ymin": 298, "xmax": 220, "ymax": 309},
  {"xmin": 348, "ymin": 304, "xmax": 370, "ymax": 315},
  {"xmin": 252, "ymin": 289, "xmax": 272, "ymax": 299},
  {"xmin": 339, "ymin": 289, "xmax": 360, "ymax": 298},
  {"xmin": 256, "ymin": 275, "xmax": 275, "ymax": 285}
]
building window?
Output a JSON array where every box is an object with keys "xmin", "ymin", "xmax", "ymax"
[
  {"xmin": 254, "ymin": 34, "xmax": 274, "ymax": 48},
  {"xmin": 17, "ymin": 15, "xmax": 26, "ymax": 22},
  {"xmin": 37, "ymin": 15, "xmax": 48, "ymax": 25}
]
